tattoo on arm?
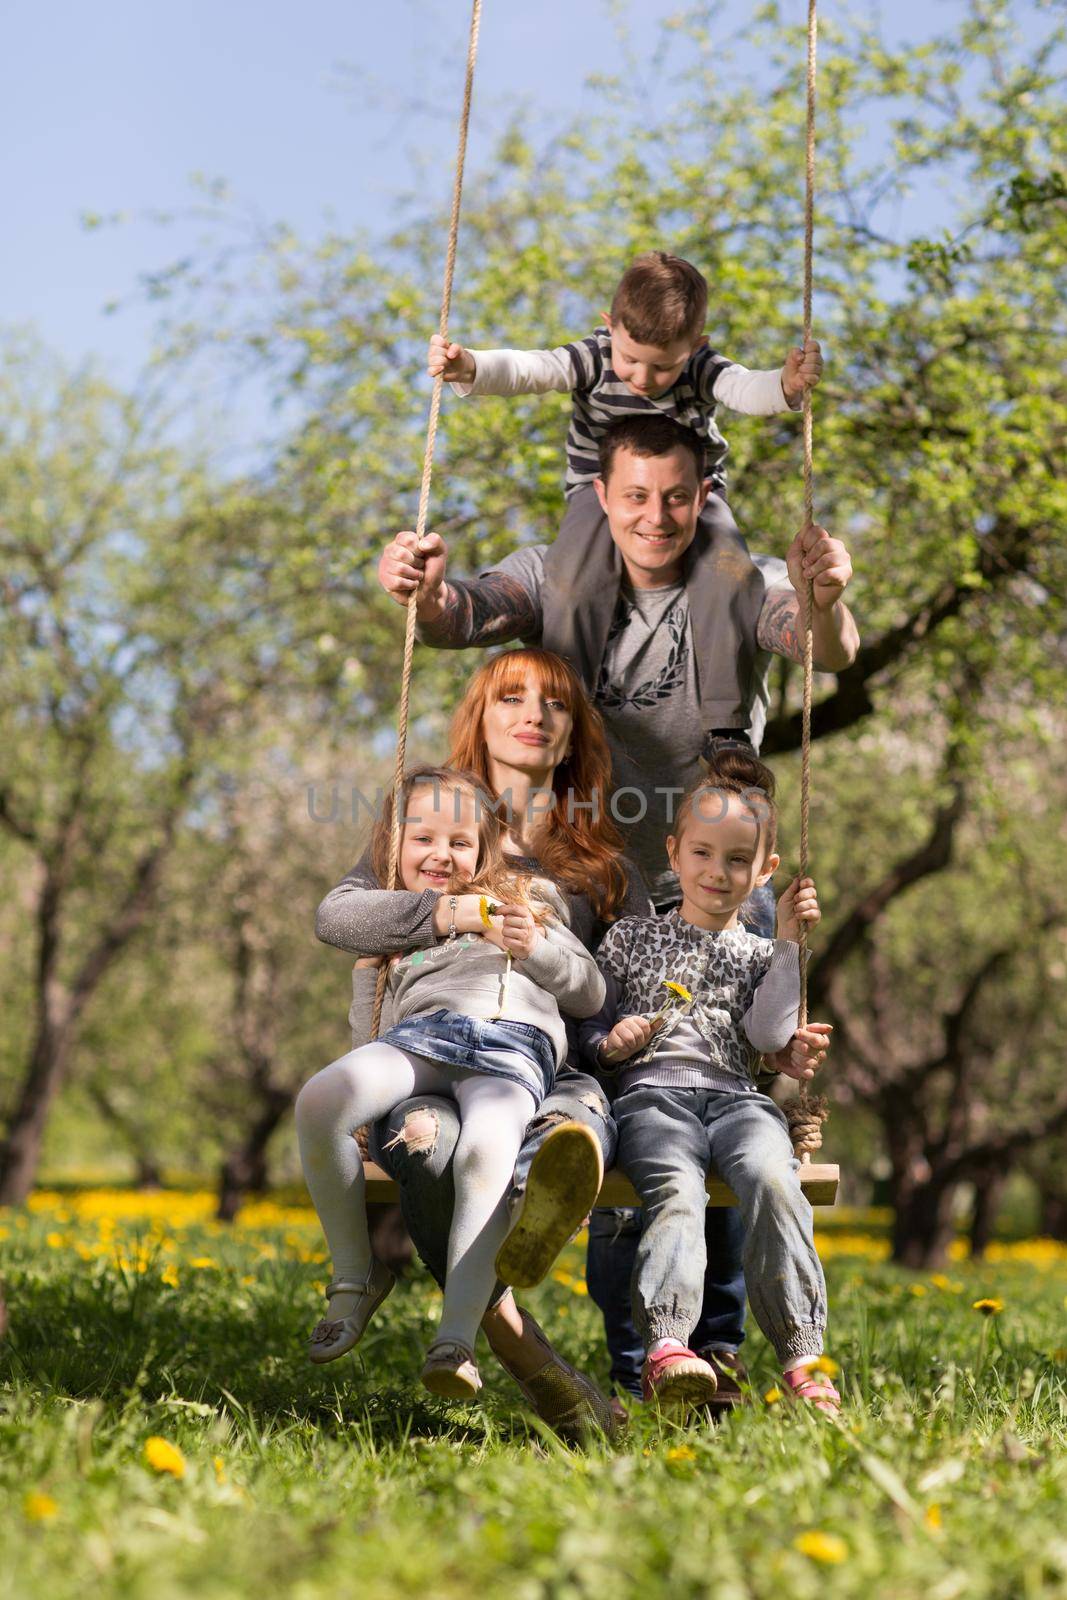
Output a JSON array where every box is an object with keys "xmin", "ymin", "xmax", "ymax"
[
  {"xmin": 417, "ymin": 574, "xmax": 541, "ymax": 648},
  {"xmin": 757, "ymin": 585, "xmax": 803, "ymax": 663}
]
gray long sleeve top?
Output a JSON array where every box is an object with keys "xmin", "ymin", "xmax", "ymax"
[
  {"xmin": 315, "ymin": 845, "xmax": 652, "ymax": 958},
  {"xmin": 336, "ymin": 878, "xmax": 603, "ymax": 1069}
]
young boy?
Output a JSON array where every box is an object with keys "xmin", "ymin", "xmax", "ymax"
[{"xmin": 428, "ymin": 249, "xmax": 822, "ymax": 537}]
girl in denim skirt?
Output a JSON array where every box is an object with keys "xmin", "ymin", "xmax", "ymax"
[{"xmin": 296, "ymin": 764, "xmax": 605, "ymax": 1399}]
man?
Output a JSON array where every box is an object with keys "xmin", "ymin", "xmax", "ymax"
[{"xmin": 377, "ymin": 413, "xmax": 856, "ymax": 1406}]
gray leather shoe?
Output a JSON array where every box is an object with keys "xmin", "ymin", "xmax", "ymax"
[{"xmin": 306, "ymin": 1259, "xmax": 395, "ymax": 1364}]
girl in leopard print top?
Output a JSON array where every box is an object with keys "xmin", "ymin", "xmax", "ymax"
[{"xmin": 579, "ymin": 751, "xmax": 841, "ymax": 1416}]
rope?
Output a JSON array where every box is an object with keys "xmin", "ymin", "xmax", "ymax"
[
  {"xmin": 797, "ymin": 0, "xmax": 817, "ymax": 1032},
  {"xmin": 789, "ymin": 0, "xmax": 822, "ymax": 1158},
  {"xmin": 370, "ymin": 0, "xmax": 483, "ymax": 1039}
]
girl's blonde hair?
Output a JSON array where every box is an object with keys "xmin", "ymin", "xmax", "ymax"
[
  {"xmin": 447, "ymin": 648, "xmax": 629, "ymax": 922},
  {"xmin": 370, "ymin": 765, "xmax": 552, "ymax": 918}
]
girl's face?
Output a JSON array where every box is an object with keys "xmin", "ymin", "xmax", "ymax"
[
  {"xmin": 481, "ymin": 671, "xmax": 574, "ymax": 776},
  {"xmin": 667, "ymin": 792, "xmax": 779, "ymax": 930},
  {"xmin": 398, "ymin": 784, "xmax": 481, "ymax": 893}
]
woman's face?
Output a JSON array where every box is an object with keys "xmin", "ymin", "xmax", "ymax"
[
  {"xmin": 481, "ymin": 671, "xmax": 574, "ymax": 777},
  {"xmin": 398, "ymin": 784, "xmax": 481, "ymax": 893}
]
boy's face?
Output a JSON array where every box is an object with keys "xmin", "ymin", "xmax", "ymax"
[
  {"xmin": 667, "ymin": 793, "xmax": 779, "ymax": 931},
  {"xmin": 605, "ymin": 316, "xmax": 700, "ymax": 398}
]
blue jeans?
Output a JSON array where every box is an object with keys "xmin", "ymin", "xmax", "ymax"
[
  {"xmin": 614, "ymin": 1084, "xmax": 826, "ymax": 1365},
  {"xmin": 369, "ymin": 1069, "xmax": 616, "ymax": 1302},
  {"xmin": 586, "ymin": 1203, "xmax": 747, "ymax": 1397}
]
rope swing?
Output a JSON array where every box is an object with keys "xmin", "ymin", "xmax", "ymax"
[
  {"xmin": 371, "ymin": 0, "xmax": 483, "ymax": 1039},
  {"xmin": 369, "ymin": 0, "xmax": 832, "ymax": 1168}
]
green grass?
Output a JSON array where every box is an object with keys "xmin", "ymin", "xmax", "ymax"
[{"xmin": 1, "ymin": 1194, "xmax": 1066, "ymax": 1600}]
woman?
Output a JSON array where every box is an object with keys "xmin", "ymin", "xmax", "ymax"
[{"xmin": 316, "ymin": 648, "xmax": 648, "ymax": 1438}]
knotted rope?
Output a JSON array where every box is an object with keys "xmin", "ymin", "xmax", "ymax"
[
  {"xmin": 370, "ymin": 0, "xmax": 483, "ymax": 1039},
  {"xmin": 791, "ymin": 0, "xmax": 822, "ymax": 1160}
]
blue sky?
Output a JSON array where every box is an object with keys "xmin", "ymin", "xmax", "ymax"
[{"xmin": 0, "ymin": 0, "xmax": 1048, "ymax": 448}]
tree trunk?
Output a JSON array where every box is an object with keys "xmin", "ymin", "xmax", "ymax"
[
  {"xmin": 968, "ymin": 1170, "xmax": 1007, "ymax": 1258},
  {"xmin": 890, "ymin": 1175, "xmax": 959, "ymax": 1268},
  {"xmin": 0, "ymin": 1013, "xmax": 75, "ymax": 1205},
  {"xmin": 1038, "ymin": 1190, "xmax": 1067, "ymax": 1242},
  {"xmin": 216, "ymin": 1089, "xmax": 293, "ymax": 1221}
]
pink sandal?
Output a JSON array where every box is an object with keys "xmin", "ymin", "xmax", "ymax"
[{"xmin": 782, "ymin": 1364, "xmax": 841, "ymax": 1414}]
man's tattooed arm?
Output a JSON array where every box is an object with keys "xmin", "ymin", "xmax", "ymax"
[
  {"xmin": 757, "ymin": 582, "xmax": 859, "ymax": 671},
  {"xmin": 416, "ymin": 574, "xmax": 542, "ymax": 649},
  {"xmin": 757, "ymin": 584, "xmax": 804, "ymax": 663}
]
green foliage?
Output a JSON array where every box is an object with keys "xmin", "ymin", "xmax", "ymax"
[{"xmin": 1, "ymin": 1201, "xmax": 1065, "ymax": 1598}]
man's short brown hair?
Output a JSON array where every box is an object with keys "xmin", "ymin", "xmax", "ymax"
[
  {"xmin": 610, "ymin": 251, "xmax": 708, "ymax": 346},
  {"xmin": 597, "ymin": 414, "xmax": 707, "ymax": 486}
]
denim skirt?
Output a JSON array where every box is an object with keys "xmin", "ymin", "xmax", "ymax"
[{"xmin": 380, "ymin": 1009, "xmax": 555, "ymax": 1106}]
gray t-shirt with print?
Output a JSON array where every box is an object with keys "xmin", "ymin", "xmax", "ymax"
[{"xmin": 484, "ymin": 544, "xmax": 788, "ymax": 904}]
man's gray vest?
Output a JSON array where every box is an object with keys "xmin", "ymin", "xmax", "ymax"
[{"xmin": 541, "ymin": 489, "xmax": 766, "ymax": 735}]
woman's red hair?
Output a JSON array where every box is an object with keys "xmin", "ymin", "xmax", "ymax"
[{"xmin": 447, "ymin": 649, "xmax": 628, "ymax": 922}]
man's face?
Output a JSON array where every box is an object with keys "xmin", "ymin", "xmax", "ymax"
[
  {"xmin": 606, "ymin": 318, "xmax": 697, "ymax": 398},
  {"xmin": 593, "ymin": 446, "xmax": 708, "ymax": 589}
]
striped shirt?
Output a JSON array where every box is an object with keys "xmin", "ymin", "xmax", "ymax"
[{"xmin": 452, "ymin": 326, "xmax": 794, "ymax": 494}]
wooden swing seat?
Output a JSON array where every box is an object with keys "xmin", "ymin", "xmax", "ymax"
[{"xmin": 363, "ymin": 1161, "xmax": 840, "ymax": 1207}]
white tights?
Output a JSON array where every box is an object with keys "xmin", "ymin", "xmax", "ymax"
[{"xmin": 295, "ymin": 1041, "xmax": 533, "ymax": 1352}]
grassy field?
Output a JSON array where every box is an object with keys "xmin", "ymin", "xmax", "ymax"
[{"xmin": 1, "ymin": 1190, "xmax": 1066, "ymax": 1600}]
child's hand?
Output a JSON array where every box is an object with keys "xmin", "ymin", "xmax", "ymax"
[
  {"xmin": 767, "ymin": 1021, "xmax": 832, "ymax": 1081},
  {"xmin": 781, "ymin": 338, "xmax": 823, "ymax": 404},
  {"xmin": 494, "ymin": 903, "xmax": 543, "ymax": 960},
  {"xmin": 599, "ymin": 1014, "xmax": 656, "ymax": 1065},
  {"xmin": 776, "ymin": 876, "xmax": 820, "ymax": 942},
  {"xmin": 428, "ymin": 334, "xmax": 476, "ymax": 384}
]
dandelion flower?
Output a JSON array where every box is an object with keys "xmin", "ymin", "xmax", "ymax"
[
  {"xmin": 213, "ymin": 1456, "xmax": 227, "ymax": 1485},
  {"xmin": 810, "ymin": 1355, "xmax": 839, "ymax": 1377},
  {"xmin": 662, "ymin": 981, "xmax": 692, "ymax": 1002},
  {"xmin": 161, "ymin": 1264, "xmax": 180, "ymax": 1289},
  {"xmin": 764, "ymin": 1386, "xmax": 783, "ymax": 1404},
  {"xmin": 144, "ymin": 1437, "xmax": 186, "ymax": 1479},
  {"xmin": 666, "ymin": 1445, "xmax": 696, "ymax": 1462},
  {"xmin": 23, "ymin": 1491, "xmax": 58, "ymax": 1522},
  {"xmin": 972, "ymin": 1297, "xmax": 1003, "ymax": 1316},
  {"xmin": 794, "ymin": 1530, "xmax": 848, "ymax": 1565},
  {"xmin": 924, "ymin": 1504, "xmax": 943, "ymax": 1532},
  {"xmin": 45, "ymin": 1232, "xmax": 65, "ymax": 1250},
  {"xmin": 188, "ymin": 1256, "xmax": 218, "ymax": 1271},
  {"xmin": 909, "ymin": 1284, "xmax": 927, "ymax": 1297}
]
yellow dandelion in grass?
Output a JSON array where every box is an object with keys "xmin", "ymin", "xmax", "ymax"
[
  {"xmin": 909, "ymin": 1283, "xmax": 927, "ymax": 1297},
  {"xmin": 764, "ymin": 1386, "xmax": 783, "ymax": 1404},
  {"xmin": 160, "ymin": 1264, "xmax": 180, "ymax": 1289},
  {"xmin": 924, "ymin": 1504, "xmax": 943, "ymax": 1533},
  {"xmin": 794, "ymin": 1531, "xmax": 848, "ymax": 1565},
  {"xmin": 213, "ymin": 1456, "xmax": 227, "ymax": 1485},
  {"xmin": 972, "ymin": 1297, "xmax": 1004, "ymax": 1316},
  {"xmin": 666, "ymin": 1445, "xmax": 696, "ymax": 1462},
  {"xmin": 570, "ymin": 1279, "xmax": 588, "ymax": 1297},
  {"xmin": 23, "ymin": 1491, "xmax": 59, "ymax": 1522},
  {"xmin": 45, "ymin": 1232, "xmax": 66, "ymax": 1249},
  {"xmin": 144, "ymin": 1437, "xmax": 186, "ymax": 1479},
  {"xmin": 810, "ymin": 1355, "xmax": 839, "ymax": 1378},
  {"xmin": 188, "ymin": 1256, "xmax": 218, "ymax": 1271}
]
